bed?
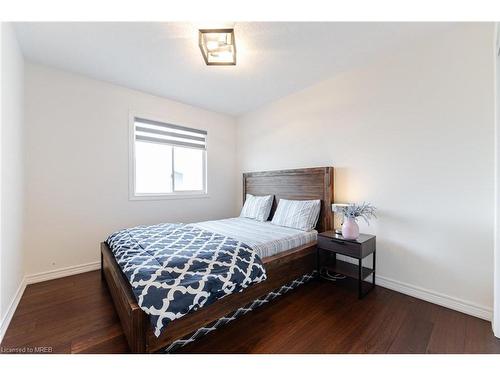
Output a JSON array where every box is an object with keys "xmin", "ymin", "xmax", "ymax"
[{"xmin": 101, "ymin": 167, "xmax": 334, "ymax": 353}]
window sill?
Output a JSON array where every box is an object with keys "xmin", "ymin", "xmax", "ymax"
[{"xmin": 130, "ymin": 193, "xmax": 210, "ymax": 201}]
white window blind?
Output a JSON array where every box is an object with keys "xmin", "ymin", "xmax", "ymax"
[
  {"xmin": 131, "ymin": 116, "xmax": 207, "ymax": 198},
  {"xmin": 134, "ymin": 117, "xmax": 207, "ymax": 150}
]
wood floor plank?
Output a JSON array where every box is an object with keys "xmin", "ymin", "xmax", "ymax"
[
  {"xmin": 346, "ymin": 290, "xmax": 410, "ymax": 353},
  {"xmin": 388, "ymin": 318, "xmax": 434, "ymax": 354},
  {"xmin": 1, "ymin": 270, "xmax": 499, "ymax": 354},
  {"xmin": 426, "ymin": 306, "xmax": 467, "ymax": 353},
  {"xmin": 464, "ymin": 315, "xmax": 500, "ymax": 354}
]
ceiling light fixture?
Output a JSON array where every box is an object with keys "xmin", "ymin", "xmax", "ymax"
[{"xmin": 198, "ymin": 28, "xmax": 236, "ymax": 66}]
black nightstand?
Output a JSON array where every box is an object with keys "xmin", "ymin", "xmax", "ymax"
[{"xmin": 317, "ymin": 231, "xmax": 376, "ymax": 298}]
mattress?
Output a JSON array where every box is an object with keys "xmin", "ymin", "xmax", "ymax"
[{"xmin": 191, "ymin": 217, "xmax": 317, "ymax": 258}]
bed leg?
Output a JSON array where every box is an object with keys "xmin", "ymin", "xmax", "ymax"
[{"xmin": 100, "ymin": 250, "xmax": 104, "ymax": 280}]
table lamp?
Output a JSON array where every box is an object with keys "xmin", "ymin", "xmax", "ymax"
[{"xmin": 331, "ymin": 203, "xmax": 350, "ymax": 235}]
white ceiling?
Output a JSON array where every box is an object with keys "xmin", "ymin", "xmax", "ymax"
[{"xmin": 14, "ymin": 22, "xmax": 453, "ymax": 116}]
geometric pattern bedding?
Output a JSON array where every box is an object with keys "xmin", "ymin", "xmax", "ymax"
[{"xmin": 106, "ymin": 223, "xmax": 267, "ymax": 337}]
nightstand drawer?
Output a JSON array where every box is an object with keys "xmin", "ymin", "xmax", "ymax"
[{"xmin": 317, "ymin": 236, "xmax": 361, "ymax": 258}]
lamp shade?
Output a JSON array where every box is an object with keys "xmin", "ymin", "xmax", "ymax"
[{"xmin": 331, "ymin": 203, "xmax": 350, "ymax": 213}]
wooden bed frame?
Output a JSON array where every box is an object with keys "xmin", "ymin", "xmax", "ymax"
[{"xmin": 101, "ymin": 167, "xmax": 334, "ymax": 353}]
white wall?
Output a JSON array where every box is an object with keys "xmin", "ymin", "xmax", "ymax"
[
  {"xmin": 494, "ymin": 23, "xmax": 500, "ymax": 337},
  {"xmin": 24, "ymin": 63, "xmax": 238, "ymax": 275},
  {"xmin": 0, "ymin": 23, "xmax": 25, "ymax": 331},
  {"xmin": 237, "ymin": 24, "xmax": 496, "ymax": 316}
]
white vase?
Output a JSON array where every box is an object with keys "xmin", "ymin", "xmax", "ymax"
[{"xmin": 342, "ymin": 217, "xmax": 359, "ymax": 240}]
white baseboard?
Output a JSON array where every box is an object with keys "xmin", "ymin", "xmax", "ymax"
[
  {"xmin": 376, "ymin": 275, "xmax": 493, "ymax": 321},
  {"xmin": 0, "ymin": 277, "xmax": 27, "ymax": 344},
  {"xmin": 25, "ymin": 261, "xmax": 101, "ymax": 285}
]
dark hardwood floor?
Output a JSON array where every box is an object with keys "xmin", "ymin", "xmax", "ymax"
[{"xmin": 1, "ymin": 270, "xmax": 499, "ymax": 354}]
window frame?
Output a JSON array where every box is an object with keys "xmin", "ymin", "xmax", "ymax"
[{"xmin": 128, "ymin": 112, "xmax": 208, "ymax": 201}]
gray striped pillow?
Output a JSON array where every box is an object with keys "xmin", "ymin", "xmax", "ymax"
[
  {"xmin": 271, "ymin": 199, "xmax": 321, "ymax": 231},
  {"xmin": 240, "ymin": 194, "xmax": 274, "ymax": 222}
]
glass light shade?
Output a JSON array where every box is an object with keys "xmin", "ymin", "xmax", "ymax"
[{"xmin": 199, "ymin": 29, "xmax": 236, "ymax": 65}]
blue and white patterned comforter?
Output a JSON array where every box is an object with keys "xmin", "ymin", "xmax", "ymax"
[{"xmin": 106, "ymin": 223, "xmax": 267, "ymax": 337}]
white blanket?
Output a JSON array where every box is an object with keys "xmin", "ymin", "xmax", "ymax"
[{"xmin": 192, "ymin": 217, "xmax": 317, "ymax": 258}]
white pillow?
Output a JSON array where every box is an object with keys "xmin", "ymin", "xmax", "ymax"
[
  {"xmin": 240, "ymin": 194, "xmax": 274, "ymax": 222},
  {"xmin": 271, "ymin": 199, "xmax": 321, "ymax": 231}
]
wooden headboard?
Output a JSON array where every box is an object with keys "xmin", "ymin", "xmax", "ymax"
[{"xmin": 242, "ymin": 167, "xmax": 334, "ymax": 233}]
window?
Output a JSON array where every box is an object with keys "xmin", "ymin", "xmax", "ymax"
[{"xmin": 130, "ymin": 116, "xmax": 207, "ymax": 199}]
